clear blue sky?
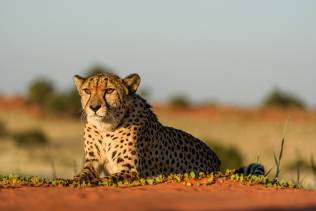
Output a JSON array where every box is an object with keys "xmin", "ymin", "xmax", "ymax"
[{"xmin": 1, "ymin": 0, "xmax": 315, "ymax": 106}]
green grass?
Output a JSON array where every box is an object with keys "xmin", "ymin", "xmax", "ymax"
[{"xmin": 0, "ymin": 170, "xmax": 301, "ymax": 189}]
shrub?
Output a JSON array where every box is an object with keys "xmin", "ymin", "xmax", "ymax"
[
  {"xmin": 84, "ymin": 64, "xmax": 114, "ymax": 77},
  {"xmin": 25, "ymin": 78, "xmax": 82, "ymax": 115},
  {"xmin": 45, "ymin": 94, "xmax": 69, "ymax": 113},
  {"xmin": 168, "ymin": 95, "xmax": 190, "ymax": 108},
  {"xmin": 26, "ymin": 78, "xmax": 55, "ymax": 106},
  {"xmin": 206, "ymin": 140, "xmax": 244, "ymax": 171},
  {"xmin": 262, "ymin": 89, "xmax": 305, "ymax": 109},
  {"xmin": 45, "ymin": 89, "xmax": 81, "ymax": 115},
  {"xmin": 12, "ymin": 129, "xmax": 48, "ymax": 147},
  {"xmin": 65, "ymin": 89, "xmax": 82, "ymax": 114}
]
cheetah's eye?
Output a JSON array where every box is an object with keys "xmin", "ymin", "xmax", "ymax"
[
  {"xmin": 105, "ymin": 88, "xmax": 115, "ymax": 94},
  {"xmin": 83, "ymin": 88, "xmax": 91, "ymax": 94}
]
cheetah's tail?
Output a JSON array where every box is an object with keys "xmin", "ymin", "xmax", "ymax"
[{"xmin": 235, "ymin": 163, "xmax": 265, "ymax": 176}]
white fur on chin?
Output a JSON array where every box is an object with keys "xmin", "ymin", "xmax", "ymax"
[{"xmin": 87, "ymin": 115, "xmax": 118, "ymax": 132}]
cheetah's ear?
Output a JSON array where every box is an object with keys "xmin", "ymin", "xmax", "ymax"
[
  {"xmin": 123, "ymin": 73, "xmax": 141, "ymax": 94},
  {"xmin": 74, "ymin": 75, "xmax": 85, "ymax": 92}
]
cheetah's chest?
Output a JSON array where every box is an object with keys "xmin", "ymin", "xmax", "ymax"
[
  {"xmin": 106, "ymin": 130, "xmax": 139, "ymax": 172},
  {"xmin": 84, "ymin": 125, "xmax": 138, "ymax": 175}
]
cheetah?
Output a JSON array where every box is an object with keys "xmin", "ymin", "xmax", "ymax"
[{"xmin": 73, "ymin": 72, "xmax": 222, "ymax": 181}]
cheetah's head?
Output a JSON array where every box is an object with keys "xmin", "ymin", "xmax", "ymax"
[{"xmin": 74, "ymin": 73, "xmax": 140, "ymax": 131}]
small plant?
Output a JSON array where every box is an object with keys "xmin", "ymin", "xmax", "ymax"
[
  {"xmin": 296, "ymin": 159, "xmax": 301, "ymax": 187},
  {"xmin": 12, "ymin": 129, "xmax": 48, "ymax": 147},
  {"xmin": 168, "ymin": 94, "xmax": 190, "ymax": 108},
  {"xmin": 294, "ymin": 151, "xmax": 302, "ymax": 187},
  {"xmin": 26, "ymin": 78, "xmax": 55, "ymax": 106},
  {"xmin": 262, "ymin": 89, "xmax": 305, "ymax": 109},
  {"xmin": 273, "ymin": 118, "xmax": 290, "ymax": 180},
  {"xmin": 273, "ymin": 137, "xmax": 285, "ymax": 179},
  {"xmin": 48, "ymin": 157, "xmax": 57, "ymax": 179}
]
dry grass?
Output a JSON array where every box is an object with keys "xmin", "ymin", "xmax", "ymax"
[
  {"xmin": 0, "ymin": 106, "xmax": 316, "ymax": 188},
  {"xmin": 0, "ymin": 109, "xmax": 83, "ymax": 178}
]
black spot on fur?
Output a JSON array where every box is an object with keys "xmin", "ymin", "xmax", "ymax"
[
  {"xmin": 117, "ymin": 157, "xmax": 124, "ymax": 163},
  {"xmin": 112, "ymin": 151, "xmax": 117, "ymax": 158}
]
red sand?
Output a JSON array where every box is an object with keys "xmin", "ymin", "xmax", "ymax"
[{"xmin": 1, "ymin": 180, "xmax": 316, "ymax": 211}]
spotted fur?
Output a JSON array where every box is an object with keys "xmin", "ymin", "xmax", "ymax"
[{"xmin": 73, "ymin": 73, "xmax": 221, "ymax": 181}]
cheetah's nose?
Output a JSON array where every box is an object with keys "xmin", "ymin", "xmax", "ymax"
[{"xmin": 90, "ymin": 104, "xmax": 101, "ymax": 112}]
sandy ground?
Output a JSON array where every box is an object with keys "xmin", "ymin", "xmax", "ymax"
[{"xmin": 1, "ymin": 180, "xmax": 316, "ymax": 211}]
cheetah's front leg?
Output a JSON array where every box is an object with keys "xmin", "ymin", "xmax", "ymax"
[
  {"xmin": 73, "ymin": 161, "xmax": 99, "ymax": 181},
  {"xmin": 111, "ymin": 170, "xmax": 138, "ymax": 181}
]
